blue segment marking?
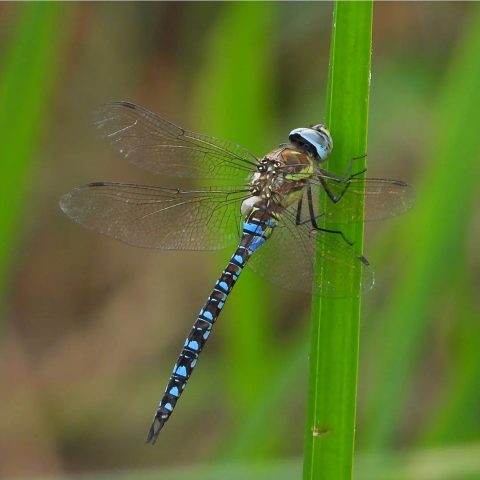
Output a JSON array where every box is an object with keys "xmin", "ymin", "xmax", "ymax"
[
  {"xmin": 216, "ymin": 281, "xmax": 229, "ymax": 292},
  {"xmin": 175, "ymin": 366, "xmax": 187, "ymax": 377},
  {"xmin": 169, "ymin": 386, "xmax": 179, "ymax": 397},
  {"xmin": 233, "ymin": 254, "xmax": 244, "ymax": 265},
  {"xmin": 187, "ymin": 340, "xmax": 199, "ymax": 351},
  {"xmin": 248, "ymin": 235, "xmax": 266, "ymax": 253},
  {"xmin": 243, "ymin": 222, "xmax": 264, "ymax": 235},
  {"xmin": 200, "ymin": 309, "xmax": 214, "ymax": 321},
  {"xmin": 164, "ymin": 402, "xmax": 173, "ymax": 412},
  {"xmin": 203, "ymin": 330, "xmax": 211, "ymax": 340}
]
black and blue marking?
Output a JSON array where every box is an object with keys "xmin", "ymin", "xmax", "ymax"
[{"xmin": 146, "ymin": 210, "xmax": 277, "ymax": 444}]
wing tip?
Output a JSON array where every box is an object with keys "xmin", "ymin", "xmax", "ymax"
[
  {"xmin": 59, "ymin": 192, "xmax": 73, "ymax": 216},
  {"xmin": 59, "ymin": 184, "xmax": 102, "ymax": 218},
  {"xmin": 93, "ymin": 100, "xmax": 139, "ymax": 129}
]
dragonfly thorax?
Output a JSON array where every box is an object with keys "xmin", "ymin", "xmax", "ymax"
[{"xmin": 241, "ymin": 147, "xmax": 315, "ymax": 216}]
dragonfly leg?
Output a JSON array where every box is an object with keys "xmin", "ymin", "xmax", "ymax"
[
  {"xmin": 305, "ymin": 186, "xmax": 353, "ymax": 246},
  {"xmin": 294, "ymin": 193, "xmax": 329, "ymax": 228},
  {"xmin": 295, "ymin": 197, "xmax": 304, "ymax": 225},
  {"xmin": 313, "ymin": 226, "xmax": 354, "ymax": 246},
  {"xmin": 338, "ymin": 154, "xmax": 367, "ymax": 181},
  {"xmin": 318, "ymin": 166, "xmax": 365, "ymax": 205},
  {"xmin": 319, "ymin": 155, "xmax": 367, "ymax": 204},
  {"xmin": 319, "ymin": 175, "xmax": 351, "ymax": 204}
]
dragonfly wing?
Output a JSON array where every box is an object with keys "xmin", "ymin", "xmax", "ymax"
[
  {"xmin": 246, "ymin": 202, "xmax": 374, "ymax": 297},
  {"xmin": 95, "ymin": 102, "xmax": 258, "ymax": 183},
  {"xmin": 309, "ymin": 175, "xmax": 414, "ymax": 223},
  {"xmin": 60, "ymin": 182, "xmax": 247, "ymax": 250}
]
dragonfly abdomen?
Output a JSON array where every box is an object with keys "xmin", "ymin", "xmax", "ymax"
[{"xmin": 146, "ymin": 213, "xmax": 277, "ymax": 444}]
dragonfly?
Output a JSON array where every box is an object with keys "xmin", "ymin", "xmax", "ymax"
[{"xmin": 60, "ymin": 101, "xmax": 412, "ymax": 444}]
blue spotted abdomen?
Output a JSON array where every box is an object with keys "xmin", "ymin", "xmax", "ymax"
[{"xmin": 146, "ymin": 210, "xmax": 277, "ymax": 443}]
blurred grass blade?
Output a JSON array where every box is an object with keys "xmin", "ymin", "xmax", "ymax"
[
  {"xmin": 362, "ymin": 4, "xmax": 480, "ymax": 450},
  {"xmin": 418, "ymin": 264, "xmax": 480, "ymax": 445},
  {"xmin": 0, "ymin": 4, "xmax": 66, "ymax": 308},
  {"xmin": 219, "ymin": 325, "xmax": 310, "ymax": 459},
  {"xmin": 193, "ymin": 2, "xmax": 277, "ymax": 460},
  {"xmin": 304, "ymin": 2, "xmax": 372, "ymax": 479}
]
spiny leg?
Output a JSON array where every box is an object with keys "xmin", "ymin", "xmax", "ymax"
[
  {"xmin": 295, "ymin": 197, "xmax": 303, "ymax": 225},
  {"xmin": 319, "ymin": 163, "xmax": 367, "ymax": 204},
  {"xmin": 330, "ymin": 154, "xmax": 367, "ymax": 183},
  {"xmin": 304, "ymin": 186, "xmax": 353, "ymax": 247}
]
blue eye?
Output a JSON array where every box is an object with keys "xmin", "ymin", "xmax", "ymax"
[{"xmin": 288, "ymin": 126, "xmax": 333, "ymax": 161}]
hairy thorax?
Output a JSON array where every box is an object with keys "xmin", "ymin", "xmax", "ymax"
[{"xmin": 241, "ymin": 146, "xmax": 315, "ymax": 217}]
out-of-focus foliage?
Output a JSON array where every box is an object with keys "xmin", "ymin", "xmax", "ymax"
[
  {"xmin": 0, "ymin": 2, "xmax": 479, "ymax": 479},
  {"xmin": 362, "ymin": 4, "xmax": 480, "ymax": 451},
  {"xmin": 0, "ymin": 3, "xmax": 66, "ymax": 306}
]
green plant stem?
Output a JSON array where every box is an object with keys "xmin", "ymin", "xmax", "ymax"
[{"xmin": 303, "ymin": 2, "xmax": 372, "ymax": 479}]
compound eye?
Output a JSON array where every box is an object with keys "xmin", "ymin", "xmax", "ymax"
[{"xmin": 288, "ymin": 126, "xmax": 333, "ymax": 161}]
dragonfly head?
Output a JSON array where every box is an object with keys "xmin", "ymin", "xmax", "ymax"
[{"xmin": 288, "ymin": 124, "xmax": 333, "ymax": 162}]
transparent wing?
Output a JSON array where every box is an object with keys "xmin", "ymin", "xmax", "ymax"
[
  {"xmin": 95, "ymin": 102, "xmax": 258, "ymax": 182},
  {"xmin": 247, "ymin": 202, "xmax": 374, "ymax": 297},
  {"xmin": 60, "ymin": 182, "xmax": 248, "ymax": 250},
  {"xmin": 308, "ymin": 175, "xmax": 414, "ymax": 223}
]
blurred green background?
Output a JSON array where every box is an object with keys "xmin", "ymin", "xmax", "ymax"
[{"xmin": 1, "ymin": 2, "xmax": 480, "ymax": 479}]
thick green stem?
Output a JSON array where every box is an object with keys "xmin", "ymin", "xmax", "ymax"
[{"xmin": 303, "ymin": 2, "xmax": 372, "ymax": 479}]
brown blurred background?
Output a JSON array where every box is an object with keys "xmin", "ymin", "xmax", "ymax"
[{"xmin": 1, "ymin": 2, "xmax": 479, "ymax": 479}]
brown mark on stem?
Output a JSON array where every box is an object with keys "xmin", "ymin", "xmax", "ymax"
[{"xmin": 312, "ymin": 425, "xmax": 330, "ymax": 437}]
